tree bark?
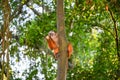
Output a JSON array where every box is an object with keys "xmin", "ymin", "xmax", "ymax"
[
  {"xmin": 2, "ymin": 0, "xmax": 11, "ymax": 80},
  {"xmin": 56, "ymin": 0, "xmax": 68, "ymax": 80}
]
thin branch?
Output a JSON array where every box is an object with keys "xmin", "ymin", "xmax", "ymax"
[
  {"xmin": 26, "ymin": 4, "xmax": 41, "ymax": 17},
  {"xmin": 108, "ymin": 9, "xmax": 120, "ymax": 60},
  {"xmin": 10, "ymin": 0, "xmax": 30, "ymax": 21}
]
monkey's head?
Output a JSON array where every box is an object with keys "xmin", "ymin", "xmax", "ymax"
[
  {"xmin": 46, "ymin": 30, "xmax": 58, "ymax": 45},
  {"xmin": 48, "ymin": 31, "xmax": 56, "ymax": 36},
  {"xmin": 48, "ymin": 31, "xmax": 58, "ymax": 39},
  {"xmin": 46, "ymin": 31, "xmax": 57, "ymax": 39}
]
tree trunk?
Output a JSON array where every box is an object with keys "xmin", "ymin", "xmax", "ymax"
[
  {"xmin": 2, "ymin": 0, "xmax": 11, "ymax": 80},
  {"xmin": 56, "ymin": 0, "xmax": 68, "ymax": 80}
]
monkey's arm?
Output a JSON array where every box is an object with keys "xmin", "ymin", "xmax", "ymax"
[
  {"xmin": 46, "ymin": 36, "xmax": 56, "ymax": 50},
  {"xmin": 46, "ymin": 36, "xmax": 59, "ymax": 57},
  {"xmin": 67, "ymin": 43, "xmax": 73, "ymax": 58}
]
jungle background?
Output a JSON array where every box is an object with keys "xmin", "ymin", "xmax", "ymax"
[{"xmin": 0, "ymin": 0, "xmax": 120, "ymax": 80}]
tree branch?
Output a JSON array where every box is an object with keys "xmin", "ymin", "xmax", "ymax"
[
  {"xmin": 10, "ymin": 0, "xmax": 30, "ymax": 21},
  {"xmin": 108, "ymin": 8, "xmax": 120, "ymax": 60},
  {"xmin": 26, "ymin": 4, "xmax": 41, "ymax": 17}
]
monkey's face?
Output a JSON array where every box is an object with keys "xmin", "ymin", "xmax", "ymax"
[
  {"xmin": 46, "ymin": 31, "xmax": 56, "ymax": 40},
  {"xmin": 48, "ymin": 31, "xmax": 57, "ymax": 39},
  {"xmin": 48, "ymin": 31, "xmax": 58, "ymax": 46}
]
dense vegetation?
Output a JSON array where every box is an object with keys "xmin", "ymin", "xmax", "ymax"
[{"xmin": 0, "ymin": 0, "xmax": 120, "ymax": 80}]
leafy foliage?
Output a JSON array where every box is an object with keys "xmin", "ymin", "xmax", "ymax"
[{"xmin": 0, "ymin": 0, "xmax": 120, "ymax": 80}]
